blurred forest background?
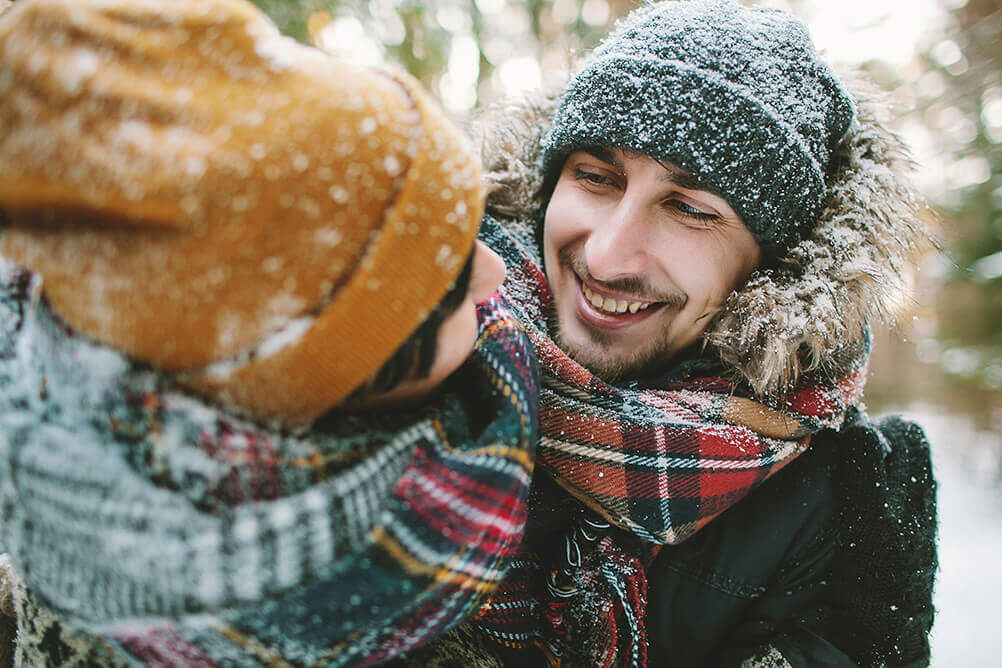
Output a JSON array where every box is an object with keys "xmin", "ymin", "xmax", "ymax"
[{"xmin": 247, "ymin": 2, "xmax": 1002, "ymax": 664}]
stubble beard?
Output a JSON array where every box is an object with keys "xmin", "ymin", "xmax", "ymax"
[
  {"xmin": 548, "ymin": 295, "xmax": 681, "ymax": 383},
  {"xmin": 548, "ymin": 247, "xmax": 685, "ymax": 382}
]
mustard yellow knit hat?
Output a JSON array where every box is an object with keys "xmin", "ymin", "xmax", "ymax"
[{"xmin": 0, "ymin": 0, "xmax": 483, "ymax": 426}]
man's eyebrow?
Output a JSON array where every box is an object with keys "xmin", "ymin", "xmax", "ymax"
[
  {"xmin": 579, "ymin": 146, "xmax": 623, "ymax": 171},
  {"xmin": 579, "ymin": 146, "xmax": 725, "ymax": 199},
  {"xmin": 657, "ymin": 162, "xmax": 723, "ymax": 197}
]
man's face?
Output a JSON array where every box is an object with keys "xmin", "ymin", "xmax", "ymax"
[{"xmin": 543, "ymin": 148, "xmax": 761, "ymax": 381}]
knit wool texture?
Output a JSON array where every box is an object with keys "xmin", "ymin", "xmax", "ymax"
[
  {"xmin": 0, "ymin": 272, "xmax": 539, "ymax": 667},
  {"xmin": 0, "ymin": 0, "xmax": 483, "ymax": 427},
  {"xmin": 541, "ymin": 0, "xmax": 856, "ymax": 255}
]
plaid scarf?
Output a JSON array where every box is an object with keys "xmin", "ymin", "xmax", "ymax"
[
  {"xmin": 0, "ymin": 265, "xmax": 538, "ymax": 668},
  {"xmin": 474, "ymin": 215, "xmax": 869, "ymax": 667}
]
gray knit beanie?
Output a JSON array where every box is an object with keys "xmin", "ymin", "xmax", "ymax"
[{"xmin": 541, "ymin": 0, "xmax": 855, "ymax": 256}]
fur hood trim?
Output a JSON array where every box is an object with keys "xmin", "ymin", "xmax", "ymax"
[{"xmin": 469, "ymin": 74, "xmax": 930, "ymax": 397}]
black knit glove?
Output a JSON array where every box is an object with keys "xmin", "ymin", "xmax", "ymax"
[{"xmin": 817, "ymin": 412, "xmax": 938, "ymax": 667}]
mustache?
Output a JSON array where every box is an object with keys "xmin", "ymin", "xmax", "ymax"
[{"xmin": 559, "ymin": 247, "xmax": 685, "ymax": 308}]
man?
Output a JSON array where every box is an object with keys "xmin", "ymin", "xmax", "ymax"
[
  {"xmin": 454, "ymin": 0, "xmax": 936, "ymax": 665},
  {"xmin": 0, "ymin": 0, "xmax": 536, "ymax": 665}
]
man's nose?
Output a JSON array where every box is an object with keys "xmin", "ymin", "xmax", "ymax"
[{"xmin": 583, "ymin": 199, "xmax": 648, "ymax": 282}]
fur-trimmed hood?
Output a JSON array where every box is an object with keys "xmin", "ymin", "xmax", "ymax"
[{"xmin": 469, "ymin": 74, "xmax": 930, "ymax": 398}]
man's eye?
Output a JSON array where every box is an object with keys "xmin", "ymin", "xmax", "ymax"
[
  {"xmin": 574, "ymin": 168, "xmax": 615, "ymax": 187},
  {"xmin": 667, "ymin": 199, "xmax": 718, "ymax": 225}
]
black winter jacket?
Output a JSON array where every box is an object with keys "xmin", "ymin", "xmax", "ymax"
[
  {"xmin": 647, "ymin": 431, "xmax": 846, "ymax": 667},
  {"xmin": 646, "ymin": 409, "xmax": 937, "ymax": 667}
]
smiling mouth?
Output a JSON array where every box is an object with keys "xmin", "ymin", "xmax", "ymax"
[
  {"xmin": 572, "ymin": 274, "xmax": 666, "ymax": 330},
  {"xmin": 580, "ymin": 283, "xmax": 656, "ymax": 314}
]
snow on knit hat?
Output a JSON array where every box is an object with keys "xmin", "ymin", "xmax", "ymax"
[
  {"xmin": 0, "ymin": 0, "xmax": 483, "ymax": 427},
  {"xmin": 541, "ymin": 0, "xmax": 855, "ymax": 256}
]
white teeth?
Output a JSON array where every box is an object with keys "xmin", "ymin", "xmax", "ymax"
[{"xmin": 582, "ymin": 284, "xmax": 652, "ymax": 315}]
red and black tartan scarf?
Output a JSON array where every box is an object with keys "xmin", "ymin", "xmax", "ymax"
[
  {"xmin": 0, "ymin": 267, "xmax": 538, "ymax": 668},
  {"xmin": 475, "ymin": 215, "xmax": 869, "ymax": 667}
]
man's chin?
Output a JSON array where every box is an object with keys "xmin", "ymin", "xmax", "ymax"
[
  {"xmin": 553, "ymin": 319, "xmax": 635, "ymax": 383},
  {"xmin": 552, "ymin": 303, "xmax": 686, "ymax": 383}
]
